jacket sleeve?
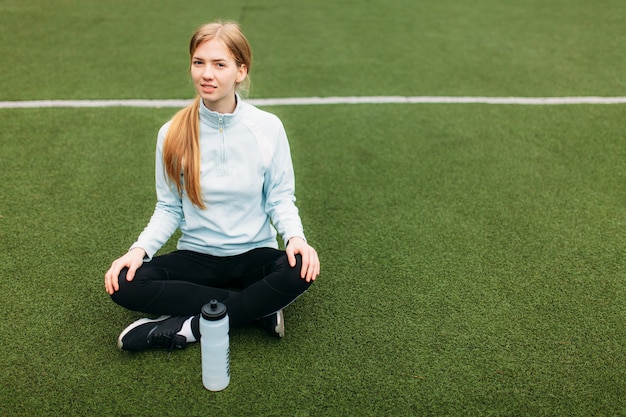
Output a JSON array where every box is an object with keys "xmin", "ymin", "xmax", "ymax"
[
  {"xmin": 262, "ymin": 120, "xmax": 306, "ymax": 245},
  {"xmin": 130, "ymin": 122, "xmax": 183, "ymax": 260}
]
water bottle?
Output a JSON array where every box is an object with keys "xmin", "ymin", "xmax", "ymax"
[{"xmin": 200, "ymin": 299, "xmax": 230, "ymax": 391}]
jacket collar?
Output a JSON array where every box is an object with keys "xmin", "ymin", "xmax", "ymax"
[{"xmin": 199, "ymin": 94, "xmax": 242, "ymax": 128}]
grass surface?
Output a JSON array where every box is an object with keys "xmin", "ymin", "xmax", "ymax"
[
  {"xmin": 1, "ymin": 104, "xmax": 625, "ymax": 416},
  {"xmin": 1, "ymin": 0, "xmax": 626, "ymax": 100},
  {"xmin": 1, "ymin": 0, "xmax": 626, "ymax": 416}
]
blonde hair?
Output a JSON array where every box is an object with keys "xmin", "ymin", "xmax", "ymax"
[{"xmin": 162, "ymin": 21, "xmax": 252, "ymax": 209}]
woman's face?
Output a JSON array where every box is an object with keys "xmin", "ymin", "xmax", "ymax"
[{"xmin": 190, "ymin": 38, "xmax": 247, "ymax": 113}]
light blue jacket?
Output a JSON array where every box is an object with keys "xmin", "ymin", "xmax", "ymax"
[{"xmin": 131, "ymin": 97, "xmax": 305, "ymax": 259}]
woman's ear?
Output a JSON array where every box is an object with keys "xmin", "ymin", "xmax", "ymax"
[{"xmin": 236, "ymin": 64, "xmax": 248, "ymax": 83}]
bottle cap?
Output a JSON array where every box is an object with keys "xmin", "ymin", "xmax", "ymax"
[{"xmin": 201, "ymin": 299, "xmax": 227, "ymax": 321}]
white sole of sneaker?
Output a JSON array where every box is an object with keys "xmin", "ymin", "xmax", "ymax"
[
  {"xmin": 275, "ymin": 310, "xmax": 285, "ymax": 338},
  {"xmin": 117, "ymin": 315, "xmax": 171, "ymax": 349}
]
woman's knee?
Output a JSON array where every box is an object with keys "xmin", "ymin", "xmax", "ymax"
[
  {"xmin": 275, "ymin": 254, "xmax": 314, "ymax": 292},
  {"xmin": 110, "ymin": 268, "xmax": 129, "ymax": 303},
  {"xmin": 110, "ymin": 267, "xmax": 146, "ymax": 310}
]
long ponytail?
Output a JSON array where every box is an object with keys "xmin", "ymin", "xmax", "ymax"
[{"xmin": 162, "ymin": 96, "xmax": 205, "ymax": 209}]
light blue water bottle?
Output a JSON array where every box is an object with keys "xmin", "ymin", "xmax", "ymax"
[{"xmin": 200, "ymin": 299, "xmax": 230, "ymax": 391}]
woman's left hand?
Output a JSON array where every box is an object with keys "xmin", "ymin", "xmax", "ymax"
[{"xmin": 286, "ymin": 237, "xmax": 320, "ymax": 282}]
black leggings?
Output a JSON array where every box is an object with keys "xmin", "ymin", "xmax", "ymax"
[{"xmin": 110, "ymin": 248, "xmax": 313, "ymax": 327}]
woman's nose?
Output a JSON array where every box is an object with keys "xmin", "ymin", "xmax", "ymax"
[{"xmin": 202, "ymin": 66, "xmax": 214, "ymax": 79}]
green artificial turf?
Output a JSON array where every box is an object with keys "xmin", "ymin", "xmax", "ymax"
[
  {"xmin": 1, "ymin": 104, "xmax": 625, "ymax": 416},
  {"xmin": 1, "ymin": 0, "xmax": 626, "ymax": 100},
  {"xmin": 1, "ymin": 0, "xmax": 626, "ymax": 416}
]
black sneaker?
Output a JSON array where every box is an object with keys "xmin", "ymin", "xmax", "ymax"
[
  {"xmin": 260, "ymin": 310, "xmax": 284, "ymax": 338},
  {"xmin": 117, "ymin": 315, "xmax": 188, "ymax": 351}
]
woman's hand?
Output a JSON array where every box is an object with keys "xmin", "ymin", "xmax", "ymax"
[
  {"xmin": 286, "ymin": 237, "xmax": 320, "ymax": 283},
  {"xmin": 104, "ymin": 247, "xmax": 146, "ymax": 295}
]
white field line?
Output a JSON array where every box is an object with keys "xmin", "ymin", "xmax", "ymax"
[{"xmin": 1, "ymin": 96, "xmax": 626, "ymax": 109}]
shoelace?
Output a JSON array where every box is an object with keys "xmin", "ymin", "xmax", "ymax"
[{"xmin": 150, "ymin": 332, "xmax": 187, "ymax": 352}]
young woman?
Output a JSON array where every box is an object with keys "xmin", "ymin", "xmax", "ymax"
[{"xmin": 104, "ymin": 21, "xmax": 319, "ymax": 352}]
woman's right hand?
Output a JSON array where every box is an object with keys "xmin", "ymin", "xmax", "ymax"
[{"xmin": 104, "ymin": 247, "xmax": 146, "ymax": 295}]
